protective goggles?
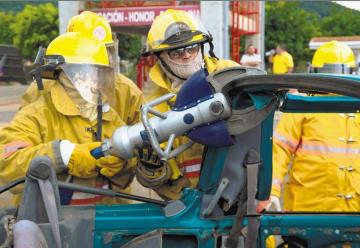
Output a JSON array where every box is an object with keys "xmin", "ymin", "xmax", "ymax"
[{"xmin": 167, "ymin": 44, "xmax": 200, "ymax": 60}]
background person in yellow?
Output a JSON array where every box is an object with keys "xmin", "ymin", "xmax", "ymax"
[
  {"xmin": 263, "ymin": 41, "xmax": 360, "ymax": 212},
  {"xmin": 0, "ymin": 32, "xmax": 134, "ymax": 205},
  {"xmin": 21, "ymin": 11, "xmax": 144, "ymax": 128},
  {"xmin": 138, "ymin": 9, "xmax": 239, "ymax": 200},
  {"xmin": 268, "ymin": 43, "xmax": 294, "ymax": 74}
]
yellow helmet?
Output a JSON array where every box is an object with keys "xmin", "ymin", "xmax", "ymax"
[
  {"xmin": 45, "ymin": 32, "xmax": 114, "ymax": 105},
  {"xmin": 67, "ymin": 11, "xmax": 120, "ymax": 72},
  {"xmin": 311, "ymin": 40, "xmax": 356, "ymax": 74},
  {"xmin": 143, "ymin": 9, "xmax": 212, "ymax": 56},
  {"xmin": 46, "ymin": 32, "xmax": 109, "ymax": 66},
  {"xmin": 67, "ymin": 11, "xmax": 113, "ymax": 45}
]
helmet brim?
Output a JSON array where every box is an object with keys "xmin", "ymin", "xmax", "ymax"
[{"xmin": 142, "ymin": 35, "xmax": 209, "ymax": 57}]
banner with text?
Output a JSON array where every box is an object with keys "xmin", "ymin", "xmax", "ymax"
[{"xmin": 93, "ymin": 5, "xmax": 201, "ymax": 26}]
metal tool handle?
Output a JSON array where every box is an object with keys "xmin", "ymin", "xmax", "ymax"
[
  {"xmin": 141, "ymin": 93, "xmax": 194, "ymax": 160},
  {"xmin": 202, "ymin": 177, "xmax": 229, "ymax": 217}
]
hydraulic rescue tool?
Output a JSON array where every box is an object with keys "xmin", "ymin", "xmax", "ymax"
[
  {"xmin": 95, "ymin": 91, "xmax": 231, "ymax": 160},
  {"xmin": 91, "ymin": 69, "xmax": 235, "ymax": 161}
]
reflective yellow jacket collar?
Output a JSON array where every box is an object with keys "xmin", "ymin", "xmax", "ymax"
[{"xmin": 50, "ymin": 82, "xmax": 115, "ymax": 121}]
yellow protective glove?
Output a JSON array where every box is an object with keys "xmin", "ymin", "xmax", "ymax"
[
  {"xmin": 155, "ymin": 176, "xmax": 191, "ymax": 200},
  {"xmin": 135, "ymin": 147, "xmax": 171, "ymax": 189},
  {"xmin": 96, "ymin": 156, "xmax": 124, "ymax": 177},
  {"xmin": 67, "ymin": 142, "xmax": 101, "ymax": 178}
]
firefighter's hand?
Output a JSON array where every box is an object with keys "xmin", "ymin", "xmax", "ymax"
[
  {"xmin": 96, "ymin": 156, "xmax": 124, "ymax": 177},
  {"xmin": 256, "ymin": 196, "xmax": 281, "ymax": 213},
  {"xmin": 61, "ymin": 141, "xmax": 101, "ymax": 178},
  {"xmin": 155, "ymin": 176, "xmax": 191, "ymax": 200},
  {"xmin": 135, "ymin": 147, "xmax": 171, "ymax": 189}
]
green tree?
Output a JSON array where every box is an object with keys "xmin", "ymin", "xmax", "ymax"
[
  {"xmin": 0, "ymin": 11, "xmax": 15, "ymax": 44},
  {"xmin": 117, "ymin": 33, "xmax": 143, "ymax": 61},
  {"xmin": 265, "ymin": 1, "xmax": 320, "ymax": 71},
  {"xmin": 321, "ymin": 7, "xmax": 360, "ymax": 36},
  {"xmin": 11, "ymin": 3, "xmax": 58, "ymax": 60},
  {"xmin": 117, "ymin": 33, "xmax": 143, "ymax": 81}
]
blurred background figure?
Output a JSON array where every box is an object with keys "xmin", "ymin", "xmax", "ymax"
[
  {"xmin": 240, "ymin": 44, "xmax": 261, "ymax": 68},
  {"xmin": 268, "ymin": 43, "xmax": 294, "ymax": 74}
]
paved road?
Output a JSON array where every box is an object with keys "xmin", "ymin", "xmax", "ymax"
[{"xmin": 0, "ymin": 84, "xmax": 28, "ymax": 127}]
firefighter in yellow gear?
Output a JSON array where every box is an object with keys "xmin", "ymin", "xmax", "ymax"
[
  {"xmin": 0, "ymin": 33, "xmax": 135, "ymax": 205},
  {"xmin": 21, "ymin": 10, "xmax": 144, "ymax": 127},
  {"xmin": 137, "ymin": 9, "xmax": 239, "ymax": 200},
  {"xmin": 271, "ymin": 40, "xmax": 359, "ymax": 212}
]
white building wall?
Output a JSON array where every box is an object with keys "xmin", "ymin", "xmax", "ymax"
[
  {"xmin": 58, "ymin": 1, "xmax": 84, "ymax": 34},
  {"xmin": 200, "ymin": 1, "xmax": 230, "ymax": 59}
]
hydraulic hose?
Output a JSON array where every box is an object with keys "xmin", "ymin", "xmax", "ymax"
[
  {"xmin": 0, "ymin": 177, "xmax": 25, "ymax": 194},
  {"xmin": 0, "ymin": 177, "xmax": 168, "ymax": 206}
]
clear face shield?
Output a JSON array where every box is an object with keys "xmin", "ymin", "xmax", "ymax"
[
  {"xmin": 312, "ymin": 64, "xmax": 354, "ymax": 74},
  {"xmin": 60, "ymin": 63, "xmax": 115, "ymax": 106}
]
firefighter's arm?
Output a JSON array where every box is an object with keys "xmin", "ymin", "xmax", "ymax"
[
  {"xmin": 0, "ymin": 108, "xmax": 116, "ymax": 194},
  {"xmin": 117, "ymin": 74, "xmax": 145, "ymax": 125},
  {"xmin": 0, "ymin": 113, "xmax": 64, "ymax": 194},
  {"xmin": 271, "ymin": 113, "xmax": 304, "ymax": 197}
]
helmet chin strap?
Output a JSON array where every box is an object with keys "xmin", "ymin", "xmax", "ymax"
[
  {"xmin": 207, "ymin": 32, "xmax": 219, "ymax": 60},
  {"xmin": 96, "ymin": 93, "xmax": 103, "ymax": 141},
  {"xmin": 208, "ymin": 41, "xmax": 219, "ymax": 60}
]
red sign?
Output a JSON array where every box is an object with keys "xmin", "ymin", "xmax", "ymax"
[{"xmin": 93, "ymin": 5, "xmax": 200, "ymax": 26}]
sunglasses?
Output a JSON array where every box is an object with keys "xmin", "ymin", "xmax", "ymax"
[{"xmin": 168, "ymin": 44, "xmax": 200, "ymax": 60}]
